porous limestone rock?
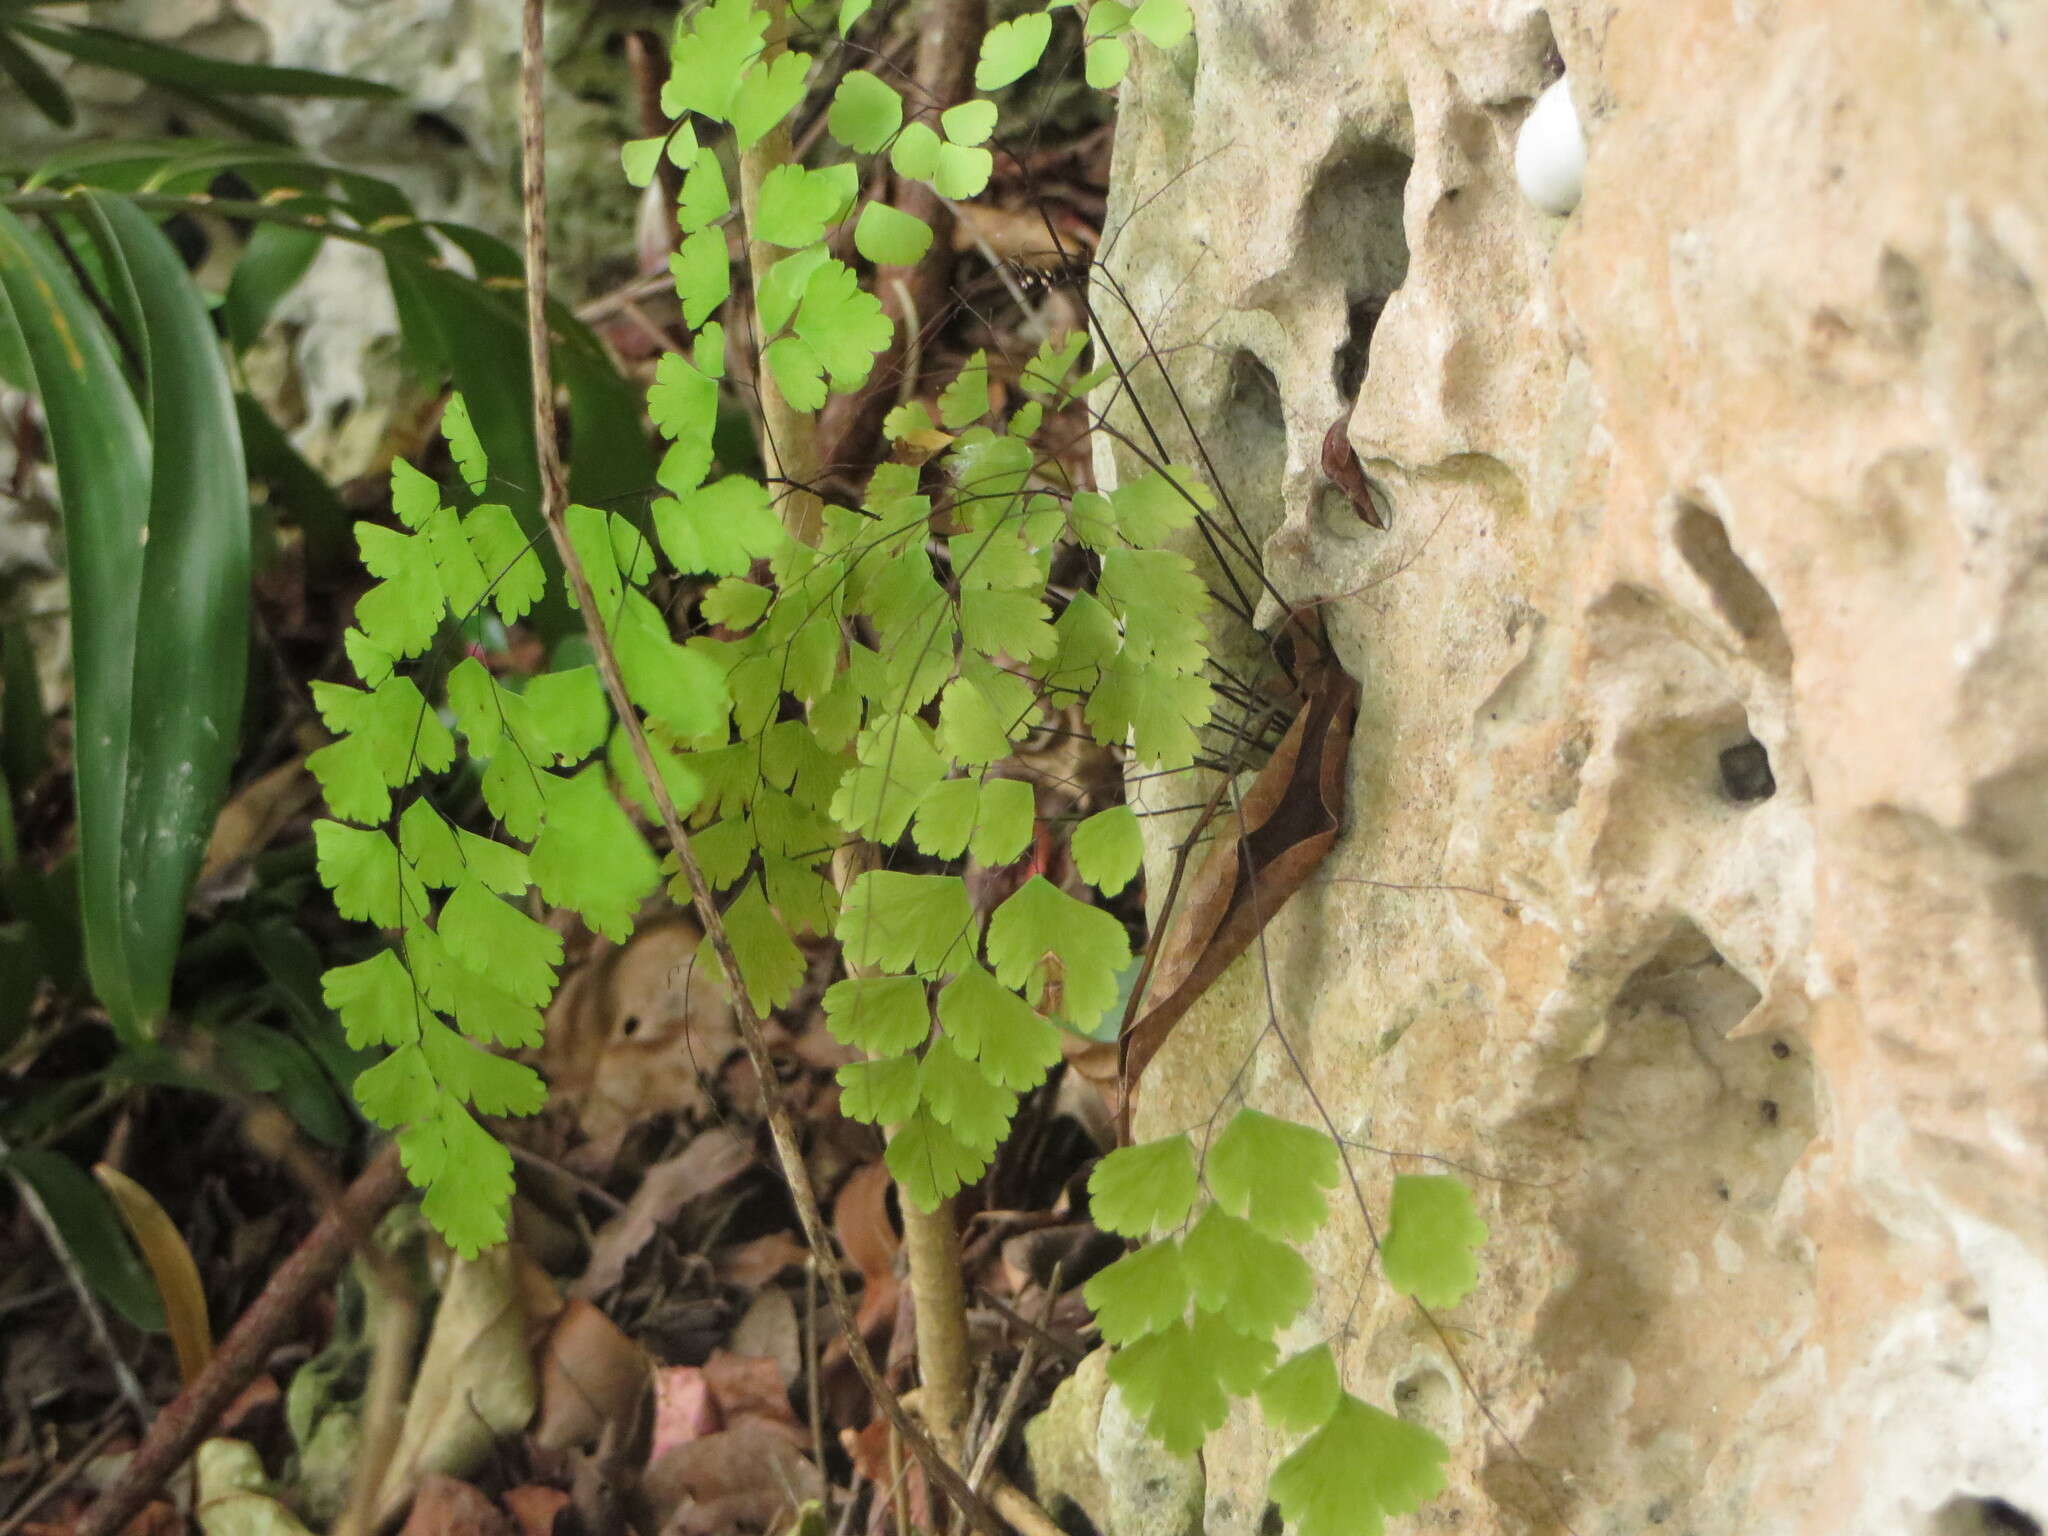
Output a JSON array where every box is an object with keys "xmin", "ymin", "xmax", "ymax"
[
  {"xmin": 1093, "ymin": 3, "xmax": 2048, "ymax": 1534},
  {"xmin": 1027, "ymin": 1349, "xmax": 1205, "ymax": 1536}
]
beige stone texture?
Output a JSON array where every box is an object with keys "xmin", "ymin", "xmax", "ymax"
[{"xmin": 1091, "ymin": 2, "xmax": 2048, "ymax": 1533}]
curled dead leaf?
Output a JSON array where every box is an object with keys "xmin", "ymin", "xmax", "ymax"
[
  {"xmin": 1122, "ymin": 611, "xmax": 1361, "ymax": 1110},
  {"xmin": 1321, "ymin": 414, "xmax": 1387, "ymax": 529}
]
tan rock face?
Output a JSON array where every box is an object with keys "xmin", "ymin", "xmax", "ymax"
[{"xmin": 1095, "ymin": 3, "xmax": 2048, "ymax": 1533}]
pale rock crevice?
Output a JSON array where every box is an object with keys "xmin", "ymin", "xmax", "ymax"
[{"xmin": 1085, "ymin": 2, "xmax": 2048, "ymax": 1533}]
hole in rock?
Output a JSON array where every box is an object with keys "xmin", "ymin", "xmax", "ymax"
[
  {"xmin": 1392, "ymin": 1366, "xmax": 1455, "ymax": 1438},
  {"xmin": 1672, "ymin": 501, "xmax": 1790, "ymax": 669},
  {"xmin": 1611, "ymin": 922, "xmax": 1762, "ymax": 1040},
  {"xmin": 1334, "ymin": 295, "xmax": 1385, "ymax": 399},
  {"xmin": 1934, "ymin": 1497, "xmax": 2044, "ymax": 1536},
  {"xmin": 1212, "ymin": 349, "xmax": 1285, "ymax": 531},
  {"xmin": 1718, "ymin": 737, "xmax": 1776, "ymax": 802},
  {"xmin": 412, "ymin": 111, "xmax": 471, "ymax": 149},
  {"xmin": 1259, "ymin": 1503, "xmax": 1285, "ymax": 1536},
  {"xmin": 1301, "ymin": 141, "xmax": 1411, "ymax": 397}
]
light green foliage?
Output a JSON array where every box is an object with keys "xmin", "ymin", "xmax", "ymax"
[
  {"xmin": 1267, "ymin": 1396, "xmax": 1448, "ymax": 1536},
  {"xmin": 1084, "ymin": 1237, "xmax": 1188, "ymax": 1345},
  {"xmin": 840, "ymin": 871, "xmax": 978, "ymax": 976},
  {"xmin": 1107, "ymin": 1312, "xmax": 1275, "ymax": 1454},
  {"xmin": 310, "ymin": 416, "xmax": 719, "ymax": 1252},
  {"xmin": 715, "ymin": 877, "xmax": 808, "ymax": 1011},
  {"xmin": 1180, "ymin": 1205, "xmax": 1312, "ymax": 1337},
  {"xmin": 890, "ymin": 121, "xmax": 941, "ymax": 181},
  {"xmin": 1257, "ymin": 1345, "xmax": 1341, "ymax": 1434},
  {"xmin": 1207, "ymin": 1106, "xmax": 1340, "ymax": 1241},
  {"xmin": 887, "ymin": 1108, "xmax": 986, "ymax": 1212},
  {"xmin": 854, "ymin": 200, "xmax": 932, "ymax": 266},
  {"xmin": 976, "ymin": 12, "xmax": 1052, "ymax": 89},
  {"xmin": 823, "ymin": 975, "xmax": 931, "ymax": 1055},
  {"xmin": 838, "ymin": 1053, "xmax": 921, "ymax": 1125},
  {"xmin": 299, "ymin": 13, "xmax": 1479, "ymax": 1530},
  {"xmin": 1087, "ymin": 1134, "xmax": 1198, "ymax": 1237},
  {"xmin": 827, "ymin": 70, "xmax": 902, "ymax": 153},
  {"xmin": 1381, "ymin": 1174, "xmax": 1489, "ymax": 1307},
  {"xmin": 934, "ymin": 967, "xmax": 1062, "ymax": 1089},
  {"xmin": 1130, "ymin": 0, "xmax": 1195, "ymax": 48},
  {"xmin": 939, "ymin": 350, "xmax": 990, "ymax": 429},
  {"xmin": 940, "ymin": 99, "xmax": 997, "ymax": 146},
  {"xmin": 987, "ymin": 876, "xmax": 1132, "ymax": 1028},
  {"xmin": 1071, "ymin": 804, "xmax": 1143, "ymax": 895}
]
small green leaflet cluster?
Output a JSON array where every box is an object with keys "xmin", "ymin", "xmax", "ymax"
[
  {"xmin": 309, "ymin": 411, "xmax": 699, "ymax": 1258},
  {"xmin": 619, "ymin": 0, "xmax": 1204, "ymax": 1215},
  {"xmin": 1083, "ymin": 1114, "xmax": 1488, "ymax": 1536}
]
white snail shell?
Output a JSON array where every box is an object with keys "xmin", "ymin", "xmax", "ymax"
[{"xmin": 1514, "ymin": 74, "xmax": 1586, "ymax": 216}]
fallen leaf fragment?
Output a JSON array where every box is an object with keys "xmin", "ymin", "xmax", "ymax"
[
  {"xmin": 574, "ymin": 1127, "xmax": 753, "ymax": 1300},
  {"xmin": 376, "ymin": 1247, "xmax": 538, "ymax": 1525},
  {"xmin": 650, "ymin": 1365, "xmax": 721, "ymax": 1461},
  {"xmin": 644, "ymin": 1423, "xmax": 822, "ymax": 1536},
  {"xmin": 715, "ymin": 1231, "xmax": 808, "ymax": 1289},
  {"xmin": 195, "ymin": 1439, "xmax": 317, "ymax": 1536},
  {"xmin": 532, "ymin": 1297, "xmax": 652, "ymax": 1453},
  {"xmin": 94, "ymin": 1164, "xmax": 212, "ymax": 1387},
  {"xmin": 501, "ymin": 1485, "xmax": 572, "ymax": 1536},
  {"xmin": 702, "ymin": 1348, "xmax": 798, "ymax": 1433},
  {"xmin": 399, "ymin": 1474, "xmax": 515, "ymax": 1536},
  {"xmin": 726, "ymin": 1286, "xmax": 801, "ymax": 1384}
]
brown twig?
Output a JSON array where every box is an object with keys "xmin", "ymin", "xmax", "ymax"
[
  {"xmin": 73, "ymin": 1144, "xmax": 409, "ymax": 1536},
  {"xmin": 514, "ymin": 8, "xmax": 1004, "ymax": 1532}
]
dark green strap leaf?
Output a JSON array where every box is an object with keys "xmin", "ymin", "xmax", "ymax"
[
  {"xmin": 0, "ymin": 22, "xmax": 73, "ymax": 126},
  {"xmin": 84, "ymin": 193, "xmax": 251, "ymax": 1037},
  {"xmin": 0, "ymin": 204, "xmax": 152, "ymax": 1031},
  {"xmin": 9, "ymin": 18, "xmax": 400, "ymax": 98},
  {"xmin": 4, "ymin": 1146, "xmax": 166, "ymax": 1330}
]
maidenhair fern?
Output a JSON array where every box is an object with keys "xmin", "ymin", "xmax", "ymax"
[{"xmin": 304, "ymin": 0, "xmax": 1490, "ymax": 1528}]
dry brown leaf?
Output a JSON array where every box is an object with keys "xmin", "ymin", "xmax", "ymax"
[
  {"xmin": 537, "ymin": 915, "xmax": 740, "ymax": 1156},
  {"xmin": 843, "ymin": 1417, "xmax": 930, "ymax": 1535},
  {"xmin": 714, "ymin": 1231, "xmax": 808, "ymax": 1289},
  {"xmin": 531, "ymin": 1298, "xmax": 652, "ymax": 1454},
  {"xmin": 949, "ymin": 203, "xmax": 1095, "ymax": 268},
  {"xmin": 573, "ymin": 1128, "xmax": 754, "ymax": 1300},
  {"xmin": 1122, "ymin": 611, "xmax": 1360, "ymax": 1107},
  {"xmin": 93, "ymin": 1165, "xmax": 212, "ymax": 1388},
  {"xmin": 196, "ymin": 755, "xmax": 321, "ymax": 890},
  {"xmin": 399, "ymin": 1475, "xmax": 516, "ymax": 1536},
  {"xmin": 702, "ymin": 1349, "xmax": 796, "ymax": 1429},
  {"xmin": 726, "ymin": 1288, "xmax": 801, "ymax": 1385},
  {"xmin": 376, "ymin": 1247, "xmax": 538, "ymax": 1525},
  {"xmin": 501, "ymin": 1485, "xmax": 571, "ymax": 1536},
  {"xmin": 650, "ymin": 1366, "xmax": 721, "ymax": 1461},
  {"xmin": 1321, "ymin": 414, "xmax": 1388, "ymax": 529},
  {"xmin": 821, "ymin": 1164, "xmax": 898, "ymax": 1373},
  {"xmin": 644, "ymin": 1424, "xmax": 822, "ymax": 1536}
]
